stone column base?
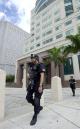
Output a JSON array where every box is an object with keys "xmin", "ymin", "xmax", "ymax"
[
  {"xmin": 0, "ymin": 69, "xmax": 6, "ymax": 120},
  {"xmin": 51, "ymin": 76, "xmax": 63, "ymax": 102}
]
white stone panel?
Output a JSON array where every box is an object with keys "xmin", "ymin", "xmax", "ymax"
[
  {"xmin": 51, "ymin": 76, "xmax": 63, "ymax": 101},
  {"xmin": 0, "ymin": 69, "xmax": 6, "ymax": 120}
]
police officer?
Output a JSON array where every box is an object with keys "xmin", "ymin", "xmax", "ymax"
[
  {"xmin": 26, "ymin": 54, "xmax": 45, "ymax": 125},
  {"xmin": 69, "ymin": 76, "xmax": 76, "ymax": 96}
]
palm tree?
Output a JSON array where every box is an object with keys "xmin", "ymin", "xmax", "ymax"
[
  {"xmin": 64, "ymin": 27, "xmax": 80, "ymax": 54},
  {"xmin": 48, "ymin": 48, "xmax": 63, "ymax": 73},
  {"xmin": 47, "ymin": 47, "xmax": 67, "ymax": 84}
]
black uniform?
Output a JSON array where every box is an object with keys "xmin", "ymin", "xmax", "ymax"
[
  {"xmin": 26, "ymin": 62, "xmax": 45, "ymax": 114},
  {"xmin": 69, "ymin": 78, "xmax": 76, "ymax": 96}
]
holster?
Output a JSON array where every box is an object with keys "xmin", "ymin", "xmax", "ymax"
[{"xmin": 27, "ymin": 79, "xmax": 34, "ymax": 91}]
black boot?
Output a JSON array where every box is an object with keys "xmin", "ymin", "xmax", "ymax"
[
  {"xmin": 72, "ymin": 89, "xmax": 75, "ymax": 96},
  {"xmin": 30, "ymin": 114, "xmax": 37, "ymax": 126},
  {"xmin": 38, "ymin": 106, "xmax": 43, "ymax": 114}
]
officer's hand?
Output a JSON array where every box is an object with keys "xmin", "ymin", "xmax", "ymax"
[
  {"xmin": 38, "ymin": 86, "xmax": 43, "ymax": 93},
  {"xmin": 27, "ymin": 73, "xmax": 30, "ymax": 78}
]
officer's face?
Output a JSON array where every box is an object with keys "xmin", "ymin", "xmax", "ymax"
[
  {"xmin": 31, "ymin": 58, "xmax": 36, "ymax": 63},
  {"xmin": 71, "ymin": 76, "xmax": 73, "ymax": 79}
]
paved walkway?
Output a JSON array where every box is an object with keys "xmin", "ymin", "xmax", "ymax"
[{"xmin": 0, "ymin": 88, "xmax": 80, "ymax": 129}]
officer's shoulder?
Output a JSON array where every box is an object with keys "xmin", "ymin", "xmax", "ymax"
[
  {"xmin": 39, "ymin": 62, "xmax": 45, "ymax": 65},
  {"xmin": 38, "ymin": 62, "xmax": 45, "ymax": 67}
]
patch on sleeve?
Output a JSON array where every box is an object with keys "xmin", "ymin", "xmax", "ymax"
[{"xmin": 42, "ymin": 69, "xmax": 45, "ymax": 72}]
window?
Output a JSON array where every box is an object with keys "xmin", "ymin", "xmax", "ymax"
[
  {"xmin": 55, "ymin": 25, "xmax": 61, "ymax": 31},
  {"xmin": 77, "ymin": 7, "xmax": 80, "ymax": 11},
  {"xmin": 30, "ymin": 46, "xmax": 34, "ymax": 50},
  {"xmin": 36, "ymin": 23, "xmax": 40, "ymax": 27},
  {"xmin": 56, "ymin": 33, "xmax": 63, "ymax": 39},
  {"xmin": 31, "ymin": 39, "xmax": 34, "ymax": 43},
  {"xmin": 65, "ymin": 29, "xmax": 74, "ymax": 36},
  {"xmin": 42, "ymin": 30, "xmax": 52, "ymax": 37},
  {"xmin": 65, "ymin": 5, "xmax": 73, "ymax": 11},
  {"xmin": 31, "ymin": 33, "xmax": 34, "ymax": 36},
  {"xmin": 36, "ymin": 43, "xmax": 40, "ymax": 47},
  {"xmin": 64, "ymin": 0, "xmax": 74, "ymax": 16},
  {"xmin": 31, "ymin": 27, "xmax": 34, "ymax": 31},
  {"xmin": 65, "ymin": 20, "xmax": 72, "ymax": 26},
  {"xmin": 64, "ymin": 0, "xmax": 73, "ymax": 3},
  {"xmin": 64, "ymin": 57, "xmax": 74, "ymax": 75},
  {"xmin": 76, "ymin": 0, "xmax": 80, "ymax": 11},
  {"xmin": 55, "ymin": 26, "xmax": 59, "ymax": 31},
  {"xmin": 78, "ymin": 55, "xmax": 80, "ymax": 70},
  {"xmin": 77, "ymin": 15, "xmax": 80, "ymax": 20},
  {"xmin": 35, "ymin": 0, "xmax": 48, "ymax": 13},
  {"xmin": 36, "ymin": 36, "xmax": 40, "ymax": 40},
  {"xmin": 46, "ymin": 30, "xmax": 52, "ymax": 35},
  {"xmin": 42, "ymin": 21, "xmax": 52, "ymax": 29},
  {"xmin": 43, "ymin": 38, "xmax": 53, "ymax": 44},
  {"xmin": 54, "ymin": 17, "xmax": 61, "ymax": 23}
]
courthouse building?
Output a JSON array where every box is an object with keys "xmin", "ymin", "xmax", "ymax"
[{"xmin": 15, "ymin": 0, "xmax": 80, "ymax": 88}]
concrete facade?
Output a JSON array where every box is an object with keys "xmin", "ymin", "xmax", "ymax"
[
  {"xmin": 0, "ymin": 21, "xmax": 29, "ymax": 75},
  {"xmin": 0, "ymin": 69, "xmax": 6, "ymax": 120}
]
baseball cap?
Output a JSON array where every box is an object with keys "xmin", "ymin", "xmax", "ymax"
[
  {"xmin": 30, "ymin": 54, "xmax": 39, "ymax": 61},
  {"xmin": 31, "ymin": 54, "xmax": 34, "ymax": 59},
  {"xmin": 34, "ymin": 54, "xmax": 39, "ymax": 61}
]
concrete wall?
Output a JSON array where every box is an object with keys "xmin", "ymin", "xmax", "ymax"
[
  {"xmin": 0, "ymin": 21, "xmax": 29, "ymax": 75},
  {"xmin": 0, "ymin": 69, "xmax": 6, "ymax": 120}
]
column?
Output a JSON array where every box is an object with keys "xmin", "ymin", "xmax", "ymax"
[
  {"xmin": 22, "ymin": 62, "xmax": 27, "ymax": 90},
  {"xmin": 14, "ymin": 61, "xmax": 18, "ymax": 83},
  {"xmin": 72, "ymin": 54, "xmax": 80, "ymax": 80},
  {"xmin": 16, "ymin": 63, "xmax": 23, "ymax": 88},
  {"xmin": 51, "ymin": 76, "xmax": 63, "ymax": 102},
  {"xmin": 0, "ymin": 69, "xmax": 6, "ymax": 120}
]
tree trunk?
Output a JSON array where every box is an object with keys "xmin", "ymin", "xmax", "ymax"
[
  {"xmin": 55, "ymin": 64, "xmax": 59, "ymax": 76},
  {"xmin": 59, "ymin": 64, "xmax": 64, "ymax": 87},
  {"xmin": 51, "ymin": 62, "xmax": 59, "ymax": 77},
  {"xmin": 51, "ymin": 61, "xmax": 56, "ymax": 77}
]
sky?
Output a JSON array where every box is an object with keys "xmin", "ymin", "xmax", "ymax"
[{"xmin": 0, "ymin": 0, "xmax": 36, "ymax": 33}]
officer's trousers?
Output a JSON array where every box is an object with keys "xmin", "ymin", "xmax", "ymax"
[
  {"xmin": 71, "ymin": 88, "xmax": 75, "ymax": 96},
  {"xmin": 70, "ymin": 85, "xmax": 75, "ymax": 96},
  {"xmin": 26, "ymin": 87, "xmax": 43, "ymax": 114}
]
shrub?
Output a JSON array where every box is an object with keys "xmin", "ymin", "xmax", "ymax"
[{"xmin": 6, "ymin": 75, "xmax": 15, "ymax": 83}]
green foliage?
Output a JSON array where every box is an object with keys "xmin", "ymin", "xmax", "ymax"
[
  {"xmin": 78, "ymin": 26, "xmax": 80, "ymax": 34},
  {"xmin": 48, "ymin": 47, "xmax": 67, "ymax": 68},
  {"xmin": 43, "ymin": 57, "xmax": 51, "ymax": 66},
  {"xmin": 66, "ymin": 34, "xmax": 80, "ymax": 53},
  {"xmin": 64, "ymin": 26, "xmax": 80, "ymax": 54},
  {"xmin": 6, "ymin": 75, "xmax": 15, "ymax": 83}
]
